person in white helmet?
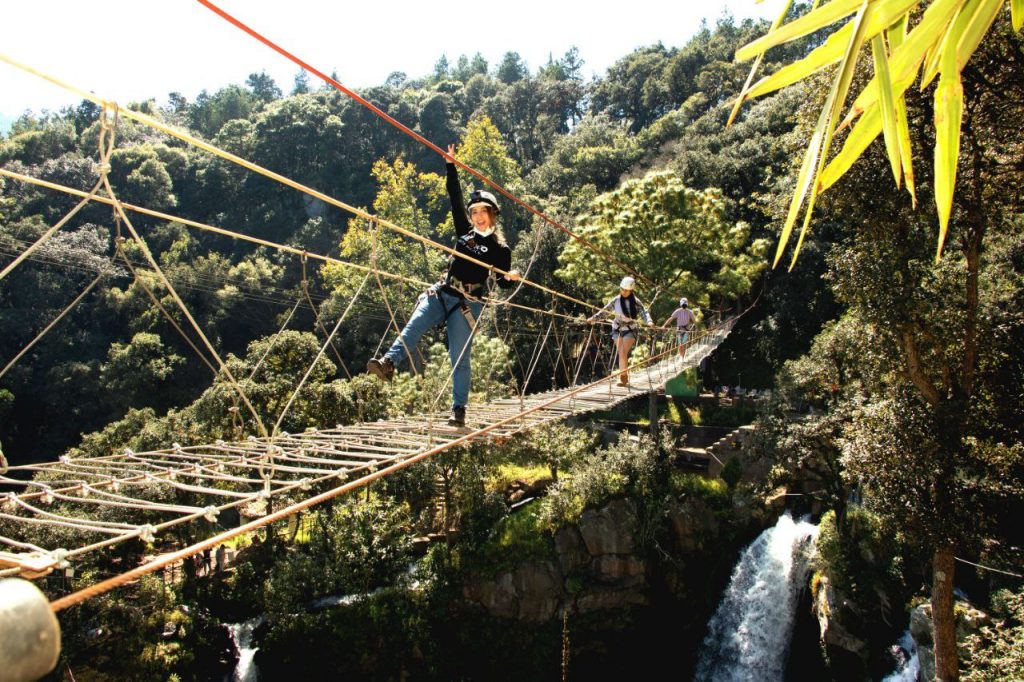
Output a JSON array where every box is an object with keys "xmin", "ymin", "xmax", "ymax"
[
  {"xmin": 663, "ymin": 297, "xmax": 697, "ymax": 357},
  {"xmin": 588, "ymin": 276, "xmax": 652, "ymax": 386}
]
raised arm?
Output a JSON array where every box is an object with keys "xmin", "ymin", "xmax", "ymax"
[{"xmin": 444, "ymin": 145, "xmax": 471, "ymax": 237}]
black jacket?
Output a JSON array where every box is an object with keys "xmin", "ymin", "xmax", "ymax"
[{"xmin": 446, "ymin": 163, "xmax": 514, "ymax": 290}]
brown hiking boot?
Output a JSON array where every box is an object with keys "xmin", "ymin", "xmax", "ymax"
[
  {"xmin": 367, "ymin": 356, "xmax": 395, "ymax": 381},
  {"xmin": 447, "ymin": 406, "xmax": 466, "ymax": 427}
]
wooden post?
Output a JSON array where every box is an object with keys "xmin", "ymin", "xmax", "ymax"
[{"xmin": 649, "ymin": 391, "xmax": 659, "ymax": 443}]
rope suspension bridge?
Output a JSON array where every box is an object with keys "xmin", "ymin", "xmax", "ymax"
[{"xmin": 0, "ymin": 0, "xmax": 747, "ymax": 632}]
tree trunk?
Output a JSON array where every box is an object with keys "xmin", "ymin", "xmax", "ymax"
[{"xmin": 932, "ymin": 545, "xmax": 959, "ymax": 681}]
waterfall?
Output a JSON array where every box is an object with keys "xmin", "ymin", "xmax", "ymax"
[
  {"xmin": 226, "ymin": 616, "xmax": 264, "ymax": 682},
  {"xmin": 694, "ymin": 513, "xmax": 819, "ymax": 682},
  {"xmin": 881, "ymin": 630, "xmax": 919, "ymax": 681}
]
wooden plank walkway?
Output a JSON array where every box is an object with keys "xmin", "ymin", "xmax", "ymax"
[{"xmin": 1, "ymin": 322, "xmax": 732, "ymax": 578}]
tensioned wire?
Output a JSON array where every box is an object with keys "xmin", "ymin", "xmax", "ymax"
[
  {"xmin": 0, "ymin": 54, "xmax": 694, "ymax": 597},
  {"xmin": 43, "ymin": 322, "xmax": 734, "ymax": 611},
  {"xmin": 0, "ymin": 54, "xmax": 613, "ymax": 320},
  {"xmin": 195, "ymin": 0, "xmax": 654, "ymax": 289},
  {"xmin": 0, "ymin": 167, "xmax": 607, "ymax": 327}
]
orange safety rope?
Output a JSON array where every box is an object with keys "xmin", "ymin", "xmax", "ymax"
[{"xmin": 195, "ymin": 0, "xmax": 653, "ymax": 288}]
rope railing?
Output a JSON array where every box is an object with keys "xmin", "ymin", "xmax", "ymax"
[
  {"xmin": 0, "ymin": 167, "xmax": 603, "ymax": 326},
  {"xmin": 38, "ymin": 316, "xmax": 735, "ymax": 611},
  {"xmin": 195, "ymin": 0, "xmax": 654, "ymax": 289},
  {"xmin": 0, "ymin": 317, "xmax": 737, "ymax": 598},
  {"xmin": 0, "ymin": 53, "xmax": 612, "ymax": 320}
]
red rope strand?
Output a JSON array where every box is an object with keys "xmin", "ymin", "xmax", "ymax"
[{"xmin": 195, "ymin": 0, "xmax": 653, "ymax": 287}]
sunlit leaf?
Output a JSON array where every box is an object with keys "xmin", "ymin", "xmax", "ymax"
[
  {"xmin": 920, "ymin": 4, "xmax": 962, "ymax": 88},
  {"xmin": 888, "ymin": 16, "xmax": 918, "ymax": 204},
  {"xmin": 739, "ymin": 0, "xmax": 920, "ymax": 63},
  {"xmin": 933, "ymin": 44, "xmax": 963, "ymax": 261},
  {"xmin": 819, "ymin": 106, "xmax": 882, "ymax": 192},
  {"xmin": 728, "ymin": 0, "xmax": 794, "ymax": 126},
  {"xmin": 872, "ymin": 34, "xmax": 904, "ymax": 185},
  {"xmin": 955, "ymin": 0, "xmax": 1004, "ymax": 71},
  {"xmin": 746, "ymin": 23, "xmax": 851, "ymax": 100},
  {"xmin": 894, "ymin": 94, "xmax": 917, "ymax": 205},
  {"xmin": 790, "ymin": 2, "xmax": 877, "ymax": 269},
  {"xmin": 1012, "ymin": 0, "xmax": 1023, "ymax": 31},
  {"xmin": 778, "ymin": 1, "xmax": 873, "ymax": 269},
  {"xmin": 736, "ymin": 0, "xmax": 864, "ymax": 62},
  {"xmin": 845, "ymin": 0, "xmax": 964, "ymax": 122}
]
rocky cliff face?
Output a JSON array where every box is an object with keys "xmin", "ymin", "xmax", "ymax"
[
  {"xmin": 463, "ymin": 498, "xmax": 649, "ymax": 621},
  {"xmin": 909, "ymin": 601, "xmax": 990, "ymax": 681},
  {"xmin": 462, "ymin": 495, "xmax": 761, "ymax": 623}
]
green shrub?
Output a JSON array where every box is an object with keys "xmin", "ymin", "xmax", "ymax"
[
  {"xmin": 670, "ymin": 472, "xmax": 730, "ymax": 510},
  {"xmin": 539, "ymin": 434, "xmax": 661, "ymax": 530},
  {"xmin": 961, "ymin": 588, "xmax": 1024, "ymax": 682},
  {"xmin": 486, "ymin": 463, "xmax": 553, "ymax": 493},
  {"xmin": 475, "ymin": 502, "xmax": 553, "ymax": 572},
  {"xmin": 815, "ymin": 507, "xmax": 906, "ymax": 616},
  {"xmin": 720, "ymin": 455, "xmax": 743, "ymax": 489},
  {"xmin": 262, "ymin": 496, "xmax": 413, "ymax": 614}
]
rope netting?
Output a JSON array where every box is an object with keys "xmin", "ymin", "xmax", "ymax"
[
  {"xmin": 1, "ymin": 320, "xmax": 734, "ymax": 611},
  {"xmin": 0, "ymin": 45, "xmax": 745, "ymax": 610}
]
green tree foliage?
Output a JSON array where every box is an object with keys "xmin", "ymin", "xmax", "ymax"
[
  {"xmin": 813, "ymin": 507, "xmax": 911, "ymax": 660},
  {"xmin": 0, "ymin": 119, "xmax": 77, "ymax": 166},
  {"xmin": 385, "ymin": 337, "xmax": 514, "ymax": 417},
  {"xmin": 263, "ymin": 496, "xmax": 413, "ymax": 613},
  {"xmin": 101, "ymin": 331, "xmax": 185, "ymax": 409},
  {"xmin": 526, "ymin": 112, "xmax": 641, "ymax": 202},
  {"xmin": 496, "ymin": 51, "xmax": 528, "ymax": 84},
  {"xmin": 539, "ymin": 432, "xmax": 665, "ymax": 531},
  {"xmin": 451, "ymin": 53, "xmax": 489, "ymax": 83},
  {"xmin": 187, "ymin": 84, "xmax": 258, "ymax": 139},
  {"xmin": 591, "ymin": 43, "xmax": 674, "ymax": 132},
  {"xmin": 107, "ymin": 143, "xmax": 181, "ymax": 210},
  {"xmin": 291, "ymin": 69, "xmax": 311, "ymax": 95},
  {"xmin": 324, "ymin": 155, "xmax": 446, "ymax": 365},
  {"xmin": 556, "ymin": 170, "xmax": 769, "ymax": 317},
  {"xmin": 454, "ymin": 114, "xmax": 522, "ymax": 191},
  {"xmin": 507, "ymin": 422, "xmax": 597, "ymax": 480},
  {"xmin": 246, "ymin": 70, "xmax": 282, "ymax": 103}
]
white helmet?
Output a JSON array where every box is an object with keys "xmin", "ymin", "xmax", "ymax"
[
  {"xmin": 680, "ymin": 297, "xmax": 688, "ymax": 307},
  {"xmin": 619, "ymin": 276, "xmax": 635, "ymax": 291}
]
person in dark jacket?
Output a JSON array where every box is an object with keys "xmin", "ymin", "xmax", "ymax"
[{"xmin": 367, "ymin": 145, "xmax": 520, "ymax": 426}]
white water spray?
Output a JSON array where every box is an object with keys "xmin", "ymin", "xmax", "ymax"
[
  {"xmin": 226, "ymin": 616, "xmax": 264, "ymax": 682},
  {"xmin": 881, "ymin": 630, "xmax": 919, "ymax": 681},
  {"xmin": 694, "ymin": 513, "xmax": 819, "ymax": 682}
]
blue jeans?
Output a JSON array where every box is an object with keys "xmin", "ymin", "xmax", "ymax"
[{"xmin": 383, "ymin": 287, "xmax": 483, "ymax": 408}]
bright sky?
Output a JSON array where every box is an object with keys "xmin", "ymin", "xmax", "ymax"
[{"xmin": 0, "ymin": 0, "xmax": 782, "ymax": 130}]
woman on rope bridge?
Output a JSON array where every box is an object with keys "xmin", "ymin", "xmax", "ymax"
[
  {"xmin": 587, "ymin": 276, "xmax": 652, "ymax": 386},
  {"xmin": 367, "ymin": 145, "xmax": 521, "ymax": 427},
  {"xmin": 663, "ymin": 297, "xmax": 697, "ymax": 358}
]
